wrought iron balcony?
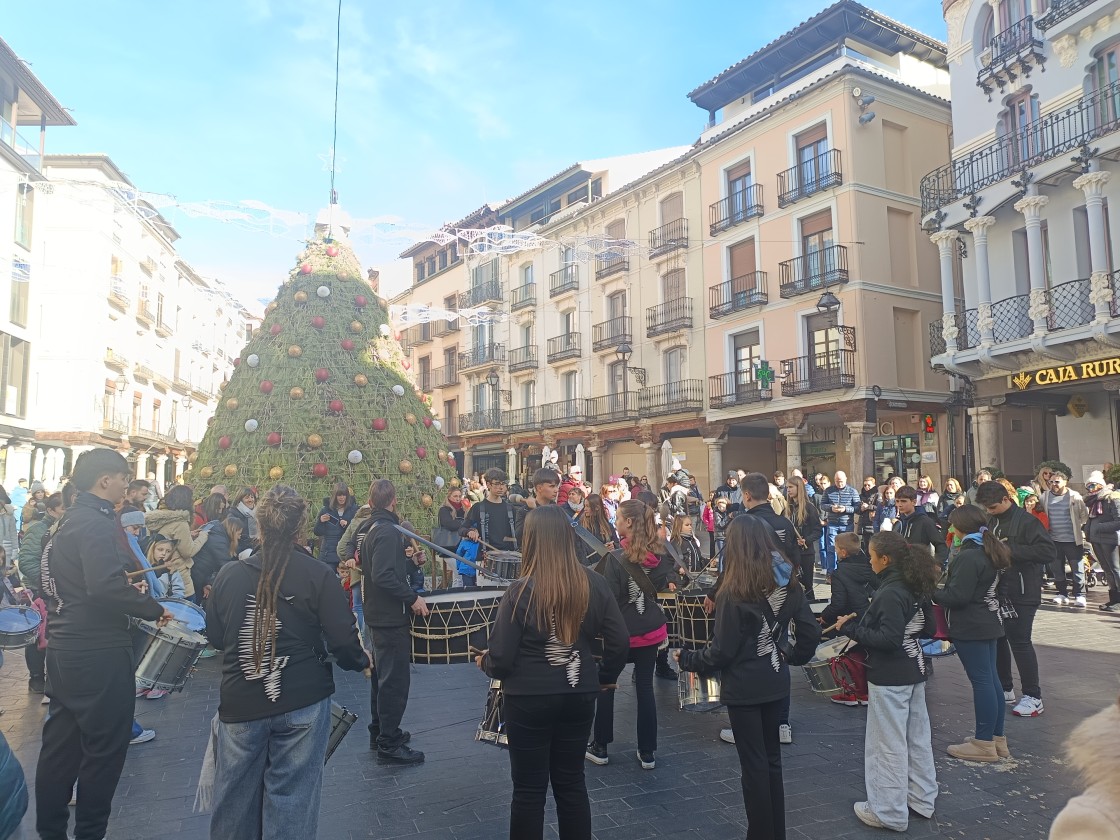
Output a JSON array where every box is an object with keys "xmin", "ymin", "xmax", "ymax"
[
  {"xmin": 778, "ymin": 245, "xmax": 848, "ymax": 299},
  {"xmin": 459, "ymin": 279, "xmax": 502, "ymax": 310},
  {"xmin": 992, "ymin": 294, "xmax": 1032, "ymax": 343},
  {"xmin": 502, "ymin": 406, "xmax": 539, "ymax": 433},
  {"xmin": 596, "ymin": 254, "xmax": 629, "ymax": 280},
  {"xmin": 1047, "ymin": 278, "xmax": 1094, "ymax": 331},
  {"xmin": 432, "ymin": 364, "xmax": 459, "ymax": 388},
  {"xmin": 639, "ymin": 380, "xmax": 704, "ymax": 417},
  {"xmin": 155, "ymin": 320, "xmax": 173, "ymax": 338},
  {"xmin": 588, "ymin": 392, "xmax": 639, "ymax": 423},
  {"xmin": 458, "ymin": 409, "xmax": 502, "ymax": 433},
  {"xmin": 418, "ymin": 371, "xmax": 432, "ymax": 392},
  {"xmin": 708, "ymin": 372, "xmax": 774, "ymax": 409},
  {"xmin": 592, "ymin": 316, "xmax": 632, "ymax": 352},
  {"xmin": 1037, "ymin": 0, "xmax": 1094, "ymax": 30},
  {"xmin": 649, "ymin": 219, "xmax": 688, "ymax": 259},
  {"xmin": 136, "ymin": 303, "xmax": 154, "ymax": 326},
  {"xmin": 780, "ymin": 350, "xmax": 857, "ymax": 397},
  {"xmin": 977, "ymin": 16, "xmax": 1044, "ymax": 99},
  {"xmin": 709, "ymin": 185, "xmax": 764, "ymax": 235},
  {"xmin": 459, "ymin": 344, "xmax": 505, "ymax": 371},
  {"xmin": 549, "ymin": 265, "xmax": 579, "ymax": 298},
  {"xmin": 433, "ymin": 316, "xmax": 460, "ymax": 337},
  {"xmin": 172, "ymin": 377, "xmax": 192, "ymax": 394},
  {"xmin": 546, "ymin": 333, "xmax": 581, "ymax": 364},
  {"xmin": 413, "ymin": 322, "xmax": 432, "ymax": 345},
  {"xmin": 104, "ymin": 349, "xmax": 129, "ymax": 370},
  {"xmin": 507, "ymin": 345, "xmax": 538, "ymax": 372},
  {"xmin": 709, "ymin": 272, "xmax": 768, "ymax": 319},
  {"xmin": 100, "ymin": 417, "xmax": 127, "ymax": 434},
  {"xmin": 541, "ymin": 399, "xmax": 587, "ymax": 428},
  {"xmin": 134, "ymin": 364, "xmax": 155, "ymax": 382},
  {"xmin": 921, "ymin": 79, "xmax": 1120, "ymax": 215},
  {"xmin": 777, "ymin": 149, "xmax": 842, "ymax": 207},
  {"xmin": 646, "ymin": 298, "xmax": 693, "ymax": 338},
  {"xmin": 510, "ymin": 282, "xmax": 537, "ymax": 311},
  {"xmin": 108, "ymin": 277, "xmax": 130, "ymax": 311}
]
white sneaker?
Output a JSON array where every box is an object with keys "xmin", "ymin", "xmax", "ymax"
[
  {"xmin": 129, "ymin": 728, "xmax": 156, "ymax": 745},
  {"xmin": 778, "ymin": 723, "xmax": 793, "ymax": 744},
  {"xmin": 1012, "ymin": 695, "xmax": 1044, "ymax": 717},
  {"xmin": 1075, "ymin": 595, "xmax": 1088, "ymax": 607},
  {"xmin": 1004, "ymin": 690, "xmax": 1016, "ymax": 704},
  {"xmin": 719, "ymin": 728, "xmax": 735, "ymax": 745},
  {"xmin": 1052, "ymin": 595, "xmax": 1069, "ymax": 606}
]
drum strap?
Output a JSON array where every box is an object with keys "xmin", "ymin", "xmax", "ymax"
[{"xmin": 479, "ymin": 503, "xmax": 518, "ymax": 551}]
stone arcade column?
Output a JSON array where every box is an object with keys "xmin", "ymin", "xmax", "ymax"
[
  {"xmin": 704, "ymin": 438, "xmax": 724, "ymax": 492},
  {"xmin": 930, "ymin": 229, "xmax": 961, "ymax": 352},
  {"xmin": 1014, "ymin": 194, "xmax": 1051, "ymax": 334},
  {"xmin": 155, "ymin": 454, "xmax": 169, "ymax": 488},
  {"xmin": 1073, "ymin": 170, "xmax": 1115, "ymax": 320},
  {"xmin": 462, "ymin": 449, "xmax": 474, "ymax": 481},
  {"xmin": 845, "ymin": 422, "xmax": 877, "ymax": 483},
  {"xmin": 590, "ymin": 446, "xmax": 604, "ymax": 486},
  {"xmin": 969, "ymin": 405, "xmax": 1002, "ymax": 471},
  {"xmin": 640, "ymin": 442, "xmax": 659, "ymax": 487},
  {"xmin": 964, "ymin": 215, "xmax": 998, "ymax": 344},
  {"xmin": 780, "ymin": 428, "xmax": 805, "ymax": 475}
]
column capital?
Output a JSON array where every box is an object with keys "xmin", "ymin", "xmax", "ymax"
[
  {"xmin": 1013, "ymin": 194, "xmax": 1049, "ymax": 217},
  {"xmin": 929, "ymin": 229, "xmax": 960, "ymax": 251},
  {"xmin": 1073, "ymin": 170, "xmax": 1112, "ymax": 195},
  {"xmin": 702, "ymin": 437, "xmax": 725, "ymax": 447},
  {"xmin": 778, "ymin": 427, "xmax": 805, "ymax": 439},
  {"xmin": 963, "ymin": 215, "xmax": 997, "ymax": 236},
  {"xmin": 844, "ymin": 421, "xmax": 877, "ymax": 435}
]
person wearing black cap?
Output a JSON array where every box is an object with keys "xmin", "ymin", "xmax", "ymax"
[{"xmin": 714, "ymin": 471, "xmax": 744, "ymax": 511}]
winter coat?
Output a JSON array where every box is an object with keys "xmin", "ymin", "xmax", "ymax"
[
  {"xmin": 874, "ymin": 501, "xmax": 899, "ymax": 531},
  {"xmin": 712, "ymin": 507, "xmax": 733, "ymax": 538},
  {"xmin": 742, "ymin": 504, "xmax": 800, "ymax": 563},
  {"xmin": 936, "ymin": 495, "xmax": 959, "ymax": 528},
  {"xmin": 787, "ymin": 500, "xmax": 822, "ymax": 554},
  {"xmin": 1042, "ymin": 489, "xmax": 1090, "ymax": 545},
  {"xmin": 714, "ymin": 482, "xmax": 743, "ymax": 509},
  {"xmin": 437, "ymin": 502, "xmax": 467, "ymax": 538},
  {"xmin": 664, "ymin": 485, "xmax": 690, "ymax": 523},
  {"xmin": 822, "ymin": 485, "xmax": 861, "ymax": 527},
  {"xmin": 898, "ymin": 510, "xmax": 949, "ymax": 566},
  {"xmin": 143, "ymin": 508, "xmax": 209, "ymax": 599},
  {"xmin": 189, "ymin": 519, "xmax": 234, "ymax": 594},
  {"xmin": 702, "ymin": 505, "xmax": 714, "ymax": 532},
  {"xmin": 596, "ymin": 550, "xmax": 670, "ymax": 644},
  {"xmin": 313, "ymin": 500, "xmax": 359, "ymax": 566},
  {"xmin": 0, "ymin": 731, "xmax": 27, "ymax": 839},
  {"xmin": 933, "ymin": 539, "xmax": 1004, "ymax": 641},
  {"xmin": 17, "ymin": 515, "xmax": 53, "ymax": 591},
  {"xmin": 849, "ymin": 564, "xmax": 935, "ymax": 686},
  {"xmin": 359, "ymin": 508, "xmax": 419, "ymax": 628},
  {"xmin": 989, "ymin": 504, "xmax": 1057, "ymax": 607},
  {"xmin": 225, "ymin": 504, "xmax": 257, "ymax": 556},
  {"xmin": 819, "ymin": 550, "xmax": 878, "ymax": 627},
  {"xmin": 1087, "ymin": 490, "xmax": 1120, "ymax": 548},
  {"xmin": 1050, "ymin": 700, "xmax": 1120, "ymax": 839}
]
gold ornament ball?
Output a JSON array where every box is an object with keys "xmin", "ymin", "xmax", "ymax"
[
  {"xmin": 265, "ymin": 302, "xmax": 277, "ymax": 315},
  {"xmin": 294, "ymin": 290, "xmax": 308, "ymax": 303},
  {"xmin": 399, "ymin": 459, "xmax": 413, "ymax": 474},
  {"xmin": 450, "ymin": 477, "xmax": 461, "ymax": 488},
  {"xmin": 354, "ymin": 374, "xmax": 368, "ymax": 387},
  {"xmin": 288, "ymin": 345, "xmax": 302, "ymax": 358},
  {"xmin": 225, "ymin": 397, "xmax": 239, "ymax": 410},
  {"xmin": 437, "ymin": 450, "xmax": 447, "ymax": 462},
  {"xmin": 188, "ymin": 452, "xmax": 198, "ymax": 464},
  {"xmin": 269, "ymin": 466, "xmax": 284, "ymax": 480},
  {"xmin": 200, "ymin": 466, "xmax": 214, "ymax": 479},
  {"xmin": 290, "ymin": 387, "xmax": 304, "ymax": 400},
  {"xmin": 404, "ymin": 413, "xmax": 416, "ymax": 425},
  {"xmin": 224, "ymin": 464, "xmax": 238, "ymax": 478},
  {"xmin": 307, "ymin": 433, "xmax": 323, "ymax": 448},
  {"xmin": 350, "ymin": 320, "xmax": 364, "ymax": 333},
  {"xmin": 420, "ymin": 493, "xmax": 433, "ymax": 508},
  {"xmin": 219, "ymin": 380, "xmax": 227, "ymax": 391}
]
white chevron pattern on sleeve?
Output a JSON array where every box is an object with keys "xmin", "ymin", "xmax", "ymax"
[
  {"xmin": 627, "ymin": 576, "xmax": 646, "ymax": 615},
  {"xmin": 237, "ymin": 595, "xmax": 290, "ymax": 702},
  {"xmin": 984, "ymin": 574, "xmax": 1003, "ymax": 625},
  {"xmin": 545, "ymin": 616, "xmax": 581, "ymax": 688},
  {"xmin": 902, "ymin": 608, "xmax": 926, "ymax": 676},
  {"xmin": 756, "ymin": 586, "xmax": 788, "ymax": 673}
]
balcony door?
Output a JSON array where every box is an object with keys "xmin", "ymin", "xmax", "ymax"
[
  {"xmin": 796, "ymin": 125, "xmax": 829, "ymax": 192},
  {"xmin": 664, "ymin": 346, "xmax": 686, "ymax": 402},
  {"xmin": 1004, "ymin": 91, "xmax": 1040, "ymax": 165},
  {"xmin": 662, "ymin": 268, "xmax": 686, "ymax": 303},
  {"xmin": 521, "ymin": 380, "xmax": 535, "ymax": 408},
  {"xmin": 807, "ymin": 312, "xmax": 841, "ymax": 385},
  {"xmin": 1096, "ymin": 44, "xmax": 1120, "ymax": 124},
  {"xmin": 562, "ymin": 371, "xmax": 579, "ymax": 420},
  {"xmin": 608, "ymin": 290, "xmax": 627, "ymax": 319},
  {"xmin": 473, "ymin": 322, "xmax": 491, "ymax": 351},
  {"xmin": 474, "ymin": 380, "xmax": 491, "ymax": 413},
  {"xmin": 733, "ymin": 328, "xmax": 760, "ymax": 398},
  {"xmin": 727, "ymin": 161, "xmax": 753, "ymax": 223},
  {"xmin": 801, "ymin": 211, "xmax": 835, "ymax": 287},
  {"xmin": 729, "ymin": 238, "xmax": 757, "ymax": 306},
  {"xmin": 660, "ymin": 192, "xmax": 684, "ymax": 226}
]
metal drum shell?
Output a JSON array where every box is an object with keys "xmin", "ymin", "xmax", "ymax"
[
  {"xmin": 133, "ymin": 621, "xmax": 206, "ymax": 692},
  {"xmin": 0, "ymin": 606, "xmax": 40, "ymax": 650},
  {"xmin": 657, "ymin": 592, "xmax": 678, "ymax": 647},
  {"xmin": 488, "ymin": 551, "xmax": 522, "ymax": 582},
  {"xmin": 326, "ymin": 703, "xmax": 358, "ymax": 764},
  {"xmin": 675, "ymin": 593, "xmax": 713, "ymax": 650},
  {"xmin": 678, "ymin": 670, "xmax": 723, "ymax": 712}
]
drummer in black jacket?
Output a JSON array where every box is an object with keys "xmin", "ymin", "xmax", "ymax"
[
  {"xmin": 677, "ymin": 515, "xmax": 819, "ymax": 840},
  {"xmin": 478, "ymin": 505, "xmax": 628, "ymax": 840},
  {"xmin": 895, "ymin": 486, "xmax": 948, "ymax": 568},
  {"xmin": 36, "ymin": 449, "xmax": 172, "ymax": 840},
  {"xmin": 359, "ymin": 479, "xmax": 429, "ymax": 765},
  {"xmin": 819, "ymin": 531, "xmax": 878, "ymax": 631}
]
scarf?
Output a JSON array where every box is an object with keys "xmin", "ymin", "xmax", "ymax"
[
  {"xmin": 127, "ymin": 532, "xmax": 164, "ymax": 598},
  {"xmin": 238, "ymin": 502, "xmax": 259, "ymax": 541}
]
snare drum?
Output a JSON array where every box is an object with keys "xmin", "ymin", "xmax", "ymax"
[
  {"xmin": 487, "ymin": 551, "xmax": 522, "ymax": 582},
  {"xmin": 133, "ymin": 620, "xmax": 207, "ymax": 692},
  {"xmin": 326, "ymin": 703, "xmax": 358, "ymax": 764},
  {"xmin": 657, "ymin": 592, "xmax": 678, "ymax": 647},
  {"xmin": 678, "ymin": 670, "xmax": 722, "ymax": 712},
  {"xmin": 158, "ymin": 597, "xmax": 206, "ymax": 632},
  {"xmin": 475, "ymin": 678, "xmax": 508, "ymax": 748},
  {"xmin": 676, "ymin": 593, "xmax": 713, "ymax": 650},
  {"xmin": 802, "ymin": 637, "xmax": 851, "ymax": 695},
  {"xmin": 410, "ymin": 587, "xmax": 505, "ymax": 664},
  {"xmin": 0, "ymin": 606, "xmax": 40, "ymax": 650}
]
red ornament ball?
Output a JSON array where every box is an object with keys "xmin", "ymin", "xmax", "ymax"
[
  {"xmin": 341, "ymin": 339, "xmax": 355, "ymax": 352},
  {"xmin": 415, "ymin": 446, "xmax": 427, "ymax": 460},
  {"xmin": 326, "ymin": 245, "xmax": 339, "ymax": 257},
  {"xmin": 300, "ymin": 262, "xmax": 313, "ymax": 275},
  {"xmin": 371, "ymin": 418, "xmax": 387, "ymax": 431},
  {"xmin": 270, "ymin": 323, "xmax": 283, "ymax": 336},
  {"xmin": 402, "ymin": 359, "xmax": 411, "ymax": 370},
  {"xmin": 259, "ymin": 380, "xmax": 274, "ymax": 395},
  {"xmin": 314, "ymin": 368, "xmax": 330, "ymax": 383},
  {"xmin": 354, "ymin": 294, "xmax": 368, "ymax": 308},
  {"xmin": 312, "ymin": 463, "xmax": 329, "ymax": 479},
  {"xmin": 422, "ymin": 417, "xmax": 433, "ymax": 428},
  {"xmin": 311, "ymin": 316, "xmax": 326, "ymax": 330},
  {"xmin": 448, "ymin": 453, "xmax": 456, "ymax": 466},
  {"xmin": 266, "ymin": 432, "xmax": 282, "ymax": 447},
  {"xmin": 329, "ymin": 399, "xmax": 344, "ymax": 413},
  {"xmin": 233, "ymin": 358, "xmax": 241, "ymax": 367},
  {"xmin": 218, "ymin": 436, "xmax": 232, "ymax": 450}
]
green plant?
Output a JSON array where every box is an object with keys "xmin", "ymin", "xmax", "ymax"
[
  {"xmin": 1034, "ymin": 460, "xmax": 1072, "ymax": 479},
  {"xmin": 979, "ymin": 465, "xmax": 1005, "ymax": 480}
]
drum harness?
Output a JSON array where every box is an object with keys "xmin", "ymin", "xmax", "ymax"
[{"xmin": 479, "ymin": 503, "xmax": 518, "ymax": 552}]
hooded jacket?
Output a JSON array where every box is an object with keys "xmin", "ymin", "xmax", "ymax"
[
  {"xmin": 714, "ymin": 480, "xmax": 743, "ymax": 509},
  {"xmin": 898, "ymin": 509, "xmax": 948, "ymax": 566},
  {"xmin": 819, "ymin": 549, "xmax": 878, "ymax": 627},
  {"xmin": 989, "ymin": 503, "xmax": 1056, "ymax": 607},
  {"xmin": 1050, "ymin": 700, "xmax": 1120, "ymax": 840},
  {"xmin": 144, "ymin": 508, "xmax": 209, "ymax": 598},
  {"xmin": 313, "ymin": 493, "xmax": 358, "ymax": 565},
  {"xmin": 597, "ymin": 549, "xmax": 670, "ymax": 644},
  {"xmin": 359, "ymin": 508, "xmax": 419, "ymax": 628},
  {"xmin": 849, "ymin": 564, "xmax": 935, "ymax": 686},
  {"xmin": 17, "ymin": 514, "xmax": 55, "ymax": 591},
  {"xmin": 1087, "ymin": 489, "xmax": 1120, "ymax": 548},
  {"xmin": 933, "ymin": 538, "xmax": 1004, "ymax": 641}
]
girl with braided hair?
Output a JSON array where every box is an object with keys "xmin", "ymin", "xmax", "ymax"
[{"xmin": 203, "ymin": 485, "xmax": 369, "ymax": 839}]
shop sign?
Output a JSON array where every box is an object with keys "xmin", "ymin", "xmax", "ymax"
[
  {"xmin": 884, "ymin": 400, "xmax": 908, "ymax": 409},
  {"xmin": 1009, "ymin": 357, "xmax": 1120, "ymax": 391}
]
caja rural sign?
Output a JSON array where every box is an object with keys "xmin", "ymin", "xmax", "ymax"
[{"xmin": 1008, "ymin": 356, "xmax": 1120, "ymax": 391}]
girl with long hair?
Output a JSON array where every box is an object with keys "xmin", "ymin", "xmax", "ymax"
[
  {"xmin": 786, "ymin": 476, "xmax": 823, "ymax": 599},
  {"xmin": 677, "ymin": 516, "xmax": 820, "ymax": 840},
  {"xmin": 586, "ymin": 499, "xmax": 675, "ymax": 769},
  {"xmin": 669, "ymin": 513, "xmax": 704, "ymax": 574},
  {"xmin": 202, "ymin": 485, "xmax": 368, "ymax": 839},
  {"xmin": 936, "ymin": 505, "xmax": 1013, "ymax": 763},
  {"xmin": 478, "ymin": 506, "xmax": 627, "ymax": 840},
  {"xmin": 145, "ymin": 484, "xmax": 207, "ymax": 599},
  {"xmin": 578, "ymin": 494, "xmax": 618, "ymax": 564},
  {"xmin": 836, "ymin": 531, "xmax": 939, "ymax": 832},
  {"xmin": 937, "ymin": 478, "xmax": 962, "ymax": 528}
]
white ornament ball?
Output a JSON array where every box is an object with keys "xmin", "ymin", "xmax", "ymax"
[
  {"xmin": 392, "ymin": 384, "xmax": 405, "ymax": 396},
  {"xmin": 317, "ymin": 285, "xmax": 331, "ymax": 298},
  {"xmin": 244, "ymin": 418, "xmax": 259, "ymax": 433},
  {"xmin": 246, "ymin": 354, "xmax": 260, "ymax": 368},
  {"xmin": 432, "ymin": 419, "xmax": 442, "ymax": 432},
  {"xmin": 347, "ymin": 450, "xmax": 363, "ymax": 465},
  {"xmin": 379, "ymin": 324, "xmax": 391, "ymax": 337},
  {"xmin": 435, "ymin": 475, "xmax": 445, "ymax": 489}
]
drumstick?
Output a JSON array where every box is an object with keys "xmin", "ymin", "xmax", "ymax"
[
  {"xmin": 126, "ymin": 563, "xmax": 173, "ymax": 579},
  {"xmin": 821, "ymin": 613, "xmax": 858, "ymax": 635}
]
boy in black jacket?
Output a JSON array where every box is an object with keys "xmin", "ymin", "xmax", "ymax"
[
  {"xmin": 895, "ymin": 487, "xmax": 948, "ymax": 568},
  {"xmin": 820, "ymin": 532, "xmax": 878, "ymax": 629}
]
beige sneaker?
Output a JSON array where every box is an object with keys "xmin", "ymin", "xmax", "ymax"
[{"xmin": 947, "ymin": 738, "xmax": 999, "ymax": 762}]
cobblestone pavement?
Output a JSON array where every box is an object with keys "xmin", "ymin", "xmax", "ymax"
[{"xmin": 3, "ymin": 583, "xmax": 1118, "ymax": 839}]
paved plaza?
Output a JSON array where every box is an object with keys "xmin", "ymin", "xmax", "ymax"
[{"xmin": 3, "ymin": 587, "xmax": 1118, "ymax": 840}]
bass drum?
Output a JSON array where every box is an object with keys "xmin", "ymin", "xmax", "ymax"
[
  {"xmin": 410, "ymin": 587, "xmax": 505, "ymax": 665},
  {"xmin": 675, "ymin": 593, "xmax": 714, "ymax": 650}
]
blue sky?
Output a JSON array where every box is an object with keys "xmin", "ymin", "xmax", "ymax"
[{"xmin": 6, "ymin": 0, "xmax": 946, "ymax": 311}]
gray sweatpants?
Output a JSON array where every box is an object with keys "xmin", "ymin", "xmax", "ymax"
[{"xmin": 864, "ymin": 681, "xmax": 938, "ymax": 831}]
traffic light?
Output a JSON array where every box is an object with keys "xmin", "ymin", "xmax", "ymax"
[{"xmin": 922, "ymin": 412, "xmax": 936, "ymax": 434}]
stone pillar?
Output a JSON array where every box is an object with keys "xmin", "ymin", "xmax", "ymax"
[
  {"xmin": 780, "ymin": 428, "xmax": 804, "ymax": 475},
  {"xmin": 155, "ymin": 454, "xmax": 169, "ymax": 487},
  {"xmin": 590, "ymin": 446, "xmax": 605, "ymax": 486},
  {"xmin": 462, "ymin": 448, "xmax": 474, "ymax": 481},
  {"xmin": 930, "ymin": 230, "xmax": 961, "ymax": 352},
  {"xmin": 965, "ymin": 215, "xmax": 998, "ymax": 344},
  {"xmin": 134, "ymin": 454, "xmax": 147, "ymax": 480},
  {"xmin": 845, "ymin": 422, "xmax": 876, "ymax": 484},
  {"xmin": 969, "ymin": 405, "xmax": 1002, "ymax": 471},
  {"xmin": 640, "ymin": 442, "xmax": 658, "ymax": 487},
  {"xmin": 175, "ymin": 456, "xmax": 187, "ymax": 480},
  {"xmin": 704, "ymin": 438, "xmax": 724, "ymax": 492},
  {"xmin": 6, "ymin": 443, "xmax": 33, "ymax": 488},
  {"xmin": 1014, "ymin": 194, "xmax": 1051, "ymax": 333},
  {"xmin": 1074, "ymin": 171, "xmax": 1115, "ymax": 320}
]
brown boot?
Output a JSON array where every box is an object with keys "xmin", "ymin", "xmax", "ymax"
[
  {"xmin": 977, "ymin": 735, "xmax": 1012, "ymax": 759},
  {"xmin": 948, "ymin": 738, "xmax": 999, "ymax": 762}
]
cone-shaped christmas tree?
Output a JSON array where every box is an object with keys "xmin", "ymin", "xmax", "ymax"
[{"xmin": 188, "ymin": 223, "xmax": 457, "ymax": 535}]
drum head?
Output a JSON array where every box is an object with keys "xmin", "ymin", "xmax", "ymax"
[
  {"xmin": 159, "ymin": 597, "xmax": 206, "ymax": 632},
  {"xmin": 0, "ymin": 606, "xmax": 40, "ymax": 633},
  {"xmin": 814, "ymin": 637, "xmax": 851, "ymax": 661}
]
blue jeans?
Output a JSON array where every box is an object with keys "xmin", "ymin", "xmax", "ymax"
[
  {"xmin": 823, "ymin": 525, "xmax": 847, "ymax": 574},
  {"xmin": 209, "ymin": 697, "xmax": 331, "ymax": 840},
  {"xmin": 351, "ymin": 584, "xmax": 369, "ymax": 650},
  {"xmin": 954, "ymin": 639, "xmax": 1005, "ymax": 740}
]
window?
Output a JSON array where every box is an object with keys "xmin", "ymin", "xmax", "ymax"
[
  {"xmin": 662, "ymin": 268, "xmax": 686, "ymax": 301},
  {"xmin": 419, "ymin": 354, "xmax": 431, "ymax": 383},
  {"xmin": 14, "ymin": 184, "xmax": 32, "ymax": 250},
  {"xmin": 608, "ymin": 360, "xmax": 626, "ymax": 394},
  {"xmin": 438, "ymin": 250, "xmax": 448, "ymax": 271},
  {"xmin": 520, "ymin": 263, "xmax": 534, "ymax": 285},
  {"xmin": 660, "ymin": 192, "xmax": 684, "ymax": 224},
  {"xmin": 727, "ymin": 161, "xmax": 753, "ymax": 222},
  {"xmin": 1096, "ymin": 43, "xmax": 1120, "ymax": 121},
  {"xmin": 729, "ymin": 238, "xmax": 756, "ymax": 281},
  {"xmin": 561, "ymin": 310, "xmax": 576, "ymax": 335},
  {"xmin": 562, "ymin": 371, "xmax": 578, "ymax": 401},
  {"xmin": 733, "ymin": 329, "xmax": 760, "ymax": 383},
  {"xmin": 796, "ymin": 124, "xmax": 830, "ymax": 190},
  {"xmin": 444, "ymin": 347, "xmax": 457, "ymax": 368},
  {"xmin": 801, "ymin": 211, "xmax": 835, "ymax": 285},
  {"xmin": 10, "ymin": 255, "xmax": 28, "ymax": 328},
  {"xmin": 567, "ymin": 186, "xmax": 588, "ymax": 205},
  {"xmin": 608, "ymin": 291, "xmax": 627, "ymax": 320},
  {"xmin": 807, "ymin": 312, "xmax": 841, "ymax": 369},
  {"xmin": 606, "ymin": 218, "xmax": 626, "ymax": 243},
  {"xmin": 591, "ymin": 179, "xmax": 603, "ymax": 200},
  {"xmin": 156, "ymin": 292, "xmax": 165, "ymax": 325},
  {"xmin": 416, "ymin": 263, "xmax": 426, "ymax": 283},
  {"xmin": 1003, "ymin": 91, "xmax": 1040, "ymax": 163},
  {"xmin": 520, "ymin": 323, "xmax": 533, "ymax": 346},
  {"xmin": 473, "ymin": 322, "xmax": 491, "ymax": 348},
  {"xmin": 151, "ymin": 400, "xmax": 161, "ymax": 433},
  {"xmin": 450, "ymin": 242, "xmax": 459, "ymax": 263},
  {"xmin": 426, "ymin": 257, "xmax": 436, "ymax": 276},
  {"xmin": 474, "ymin": 381, "xmax": 490, "ymax": 412},
  {"xmin": 664, "ymin": 346, "xmax": 686, "ymax": 383},
  {"xmin": 2, "ymin": 335, "xmax": 28, "ymax": 417},
  {"xmin": 521, "ymin": 380, "xmax": 536, "ymax": 407},
  {"xmin": 132, "ymin": 394, "xmax": 142, "ymax": 434}
]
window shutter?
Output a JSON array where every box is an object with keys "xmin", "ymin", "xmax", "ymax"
[{"xmin": 729, "ymin": 239, "xmax": 756, "ymax": 279}]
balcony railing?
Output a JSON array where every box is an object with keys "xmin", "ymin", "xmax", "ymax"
[
  {"xmin": 549, "ymin": 265, "xmax": 579, "ymax": 297},
  {"xmin": 541, "ymin": 399, "xmax": 587, "ymax": 428},
  {"xmin": 592, "ymin": 316, "xmax": 632, "ymax": 352},
  {"xmin": 0, "ymin": 115, "xmax": 42, "ymax": 171},
  {"xmin": 418, "ymin": 371, "xmax": 432, "ymax": 392},
  {"xmin": 708, "ymin": 372, "xmax": 774, "ymax": 409},
  {"xmin": 709, "ymin": 272, "xmax": 768, "ymax": 319},
  {"xmin": 780, "ymin": 350, "xmax": 857, "ymax": 397},
  {"xmin": 136, "ymin": 303, "xmax": 154, "ymax": 325},
  {"xmin": 1047, "ymin": 278, "xmax": 1094, "ymax": 331},
  {"xmin": 502, "ymin": 407, "xmax": 539, "ymax": 433},
  {"xmin": 1037, "ymin": 0, "xmax": 1094, "ymax": 30},
  {"xmin": 649, "ymin": 218, "xmax": 688, "ymax": 259},
  {"xmin": 433, "ymin": 317, "xmax": 460, "ymax": 337},
  {"xmin": 100, "ymin": 417, "xmax": 127, "ymax": 435},
  {"xmin": 432, "ymin": 364, "xmax": 459, "ymax": 388},
  {"xmin": 458, "ymin": 409, "xmax": 502, "ymax": 434},
  {"xmin": 639, "ymin": 380, "xmax": 704, "ymax": 417},
  {"xmin": 921, "ymin": 79, "xmax": 1120, "ymax": 214},
  {"xmin": 459, "ymin": 344, "xmax": 505, "ymax": 371},
  {"xmin": 459, "ymin": 279, "xmax": 502, "ymax": 310},
  {"xmin": 646, "ymin": 298, "xmax": 693, "ymax": 338},
  {"xmin": 508, "ymin": 345, "xmax": 538, "ymax": 372},
  {"xmin": 172, "ymin": 377, "xmax": 192, "ymax": 394},
  {"xmin": 978, "ymin": 17, "xmax": 1044, "ymax": 98},
  {"xmin": 991, "ymin": 294, "xmax": 1033, "ymax": 343},
  {"xmin": 155, "ymin": 320, "xmax": 173, "ymax": 338},
  {"xmin": 709, "ymin": 185, "xmax": 764, "ymax": 235},
  {"xmin": 928, "ymin": 310, "xmax": 982, "ymax": 357},
  {"xmin": 546, "ymin": 333, "xmax": 581, "ymax": 363},
  {"xmin": 777, "ymin": 149, "xmax": 842, "ymax": 207},
  {"xmin": 510, "ymin": 282, "xmax": 537, "ymax": 312},
  {"xmin": 595, "ymin": 254, "xmax": 629, "ymax": 280},
  {"xmin": 778, "ymin": 245, "xmax": 848, "ymax": 298},
  {"xmin": 104, "ymin": 349, "xmax": 129, "ymax": 369},
  {"xmin": 588, "ymin": 392, "xmax": 639, "ymax": 423},
  {"xmin": 108, "ymin": 277, "xmax": 129, "ymax": 310},
  {"xmin": 134, "ymin": 364, "xmax": 155, "ymax": 382}
]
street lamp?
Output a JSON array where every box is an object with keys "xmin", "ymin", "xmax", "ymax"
[
  {"xmin": 486, "ymin": 369, "xmax": 500, "ymax": 425},
  {"xmin": 815, "ymin": 290, "xmax": 841, "ymax": 324},
  {"xmin": 182, "ymin": 394, "xmax": 193, "ymax": 443},
  {"xmin": 614, "ymin": 342, "xmax": 632, "ymax": 399}
]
